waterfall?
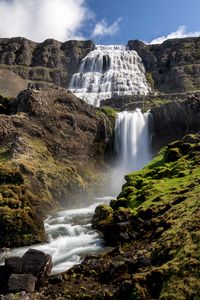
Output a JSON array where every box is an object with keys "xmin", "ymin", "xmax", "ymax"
[
  {"xmin": 115, "ymin": 109, "xmax": 152, "ymax": 173},
  {"xmin": 69, "ymin": 45, "xmax": 151, "ymax": 106}
]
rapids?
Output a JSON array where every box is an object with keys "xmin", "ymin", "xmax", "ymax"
[{"xmin": 0, "ymin": 197, "xmax": 112, "ymax": 274}]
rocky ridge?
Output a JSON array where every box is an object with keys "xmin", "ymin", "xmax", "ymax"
[
  {"xmin": 0, "ymin": 38, "xmax": 94, "ymax": 97},
  {"xmin": 128, "ymin": 37, "xmax": 200, "ymax": 93}
]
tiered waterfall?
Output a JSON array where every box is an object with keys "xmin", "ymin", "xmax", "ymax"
[{"xmin": 69, "ymin": 45, "xmax": 151, "ymax": 106}]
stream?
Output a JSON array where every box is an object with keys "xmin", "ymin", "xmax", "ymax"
[{"xmin": 0, "ymin": 196, "xmax": 112, "ymax": 274}]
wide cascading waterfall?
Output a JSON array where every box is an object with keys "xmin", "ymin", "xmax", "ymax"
[
  {"xmin": 115, "ymin": 108, "xmax": 152, "ymax": 173},
  {"xmin": 69, "ymin": 45, "xmax": 151, "ymax": 106}
]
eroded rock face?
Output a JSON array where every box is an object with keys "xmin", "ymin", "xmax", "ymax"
[
  {"xmin": 128, "ymin": 37, "xmax": 200, "ymax": 93},
  {"xmin": 0, "ymin": 37, "xmax": 94, "ymax": 97},
  {"xmin": 151, "ymin": 95, "xmax": 200, "ymax": 152}
]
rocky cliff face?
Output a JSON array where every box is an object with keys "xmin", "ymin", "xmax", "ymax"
[
  {"xmin": 1, "ymin": 36, "xmax": 200, "ymax": 98},
  {"xmin": 0, "ymin": 37, "xmax": 94, "ymax": 97},
  {"xmin": 0, "ymin": 86, "xmax": 114, "ymax": 247},
  {"xmin": 128, "ymin": 37, "xmax": 200, "ymax": 93},
  {"xmin": 151, "ymin": 94, "xmax": 200, "ymax": 152}
]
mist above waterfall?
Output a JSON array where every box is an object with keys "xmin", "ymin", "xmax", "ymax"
[{"xmin": 70, "ymin": 45, "xmax": 151, "ymax": 106}]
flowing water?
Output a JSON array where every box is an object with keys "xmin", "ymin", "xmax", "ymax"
[
  {"xmin": 115, "ymin": 109, "xmax": 152, "ymax": 172},
  {"xmin": 0, "ymin": 197, "xmax": 112, "ymax": 274},
  {"xmin": 69, "ymin": 45, "xmax": 151, "ymax": 106},
  {"xmin": 109, "ymin": 108, "xmax": 153, "ymax": 194}
]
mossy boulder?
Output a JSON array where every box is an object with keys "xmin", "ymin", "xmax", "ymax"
[{"xmin": 92, "ymin": 204, "xmax": 113, "ymax": 231}]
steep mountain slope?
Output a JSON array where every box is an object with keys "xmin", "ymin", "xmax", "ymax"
[{"xmin": 0, "ymin": 86, "xmax": 114, "ymax": 247}]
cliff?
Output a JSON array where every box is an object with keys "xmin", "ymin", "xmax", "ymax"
[
  {"xmin": 1, "ymin": 36, "xmax": 200, "ymax": 98},
  {"xmin": 128, "ymin": 37, "xmax": 200, "ymax": 93},
  {"xmin": 151, "ymin": 94, "xmax": 200, "ymax": 152},
  {"xmin": 0, "ymin": 86, "xmax": 114, "ymax": 247},
  {"xmin": 0, "ymin": 37, "xmax": 94, "ymax": 97}
]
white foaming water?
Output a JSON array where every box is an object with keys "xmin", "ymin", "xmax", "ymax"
[
  {"xmin": 115, "ymin": 109, "xmax": 152, "ymax": 172},
  {"xmin": 0, "ymin": 197, "xmax": 112, "ymax": 274},
  {"xmin": 69, "ymin": 45, "xmax": 151, "ymax": 106}
]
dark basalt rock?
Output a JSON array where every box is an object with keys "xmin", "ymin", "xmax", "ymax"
[
  {"xmin": 5, "ymin": 257, "xmax": 22, "ymax": 274},
  {"xmin": 151, "ymin": 96, "xmax": 200, "ymax": 152},
  {"xmin": 0, "ymin": 249, "xmax": 52, "ymax": 296},
  {"xmin": 22, "ymin": 249, "xmax": 52, "ymax": 285}
]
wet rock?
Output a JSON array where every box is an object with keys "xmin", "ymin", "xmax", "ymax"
[
  {"xmin": 22, "ymin": 249, "xmax": 52, "ymax": 284},
  {"xmin": 5, "ymin": 257, "xmax": 22, "ymax": 274},
  {"xmin": 8, "ymin": 274, "xmax": 36, "ymax": 293},
  {"xmin": 92, "ymin": 204, "xmax": 113, "ymax": 230}
]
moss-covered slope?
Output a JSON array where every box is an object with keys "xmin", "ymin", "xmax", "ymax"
[{"xmin": 83, "ymin": 134, "xmax": 199, "ymax": 300}]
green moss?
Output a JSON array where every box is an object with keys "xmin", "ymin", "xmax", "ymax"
[
  {"xmin": 97, "ymin": 106, "xmax": 117, "ymax": 128},
  {"xmin": 146, "ymin": 72, "xmax": 155, "ymax": 89},
  {"xmin": 96, "ymin": 134, "xmax": 200, "ymax": 299}
]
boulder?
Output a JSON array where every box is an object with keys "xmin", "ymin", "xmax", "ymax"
[
  {"xmin": 5, "ymin": 257, "xmax": 22, "ymax": 274},
  {"xmin": 22, "ymin": 249, "xmax": 52, "ymax": 284}
]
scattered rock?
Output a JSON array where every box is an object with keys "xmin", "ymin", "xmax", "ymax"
[{"xmin": 0, "ymin": 249, "xmax": 52, "ymax": 296}]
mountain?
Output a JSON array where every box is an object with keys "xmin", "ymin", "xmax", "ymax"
[{"xmin": 0, "ymin": 36, "xmax": 200, "ymax": 299}]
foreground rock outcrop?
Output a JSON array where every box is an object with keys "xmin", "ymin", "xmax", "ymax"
[
  {"xmin": 35, "ymin": 134, "xmax": 200, "ymax": 299},
  {"xmin": 0, "ymin": 86, "xmax": 114, "ymax": 247},
  {"xmin": 0, "ymin": 249, "xmax": 52, "ymax": 296}
]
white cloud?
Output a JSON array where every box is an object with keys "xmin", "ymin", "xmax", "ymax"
[
  {"xmin": 150, "ymin": 26, "xmax": 200, "ymax": 44},
  {"xmin": 92, "ymin": 18, "xmax": 122, "ymax": 38},
  {"xmin": 0, "ymin": 0, "xmax": 92, "ymax": 42}
]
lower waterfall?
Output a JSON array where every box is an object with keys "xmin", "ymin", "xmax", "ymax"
[
  {"xmin": 109, "ymin": 108, "xmax": 153, "ymax": 194},
  {"xmin": 115, "ymin": 109, "xmax": 152, "ymax": 172}
]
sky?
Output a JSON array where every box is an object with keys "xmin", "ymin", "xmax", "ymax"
[{"xmin": 0, "ymin": 0, "xmax": 199, "ymax": 45}]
